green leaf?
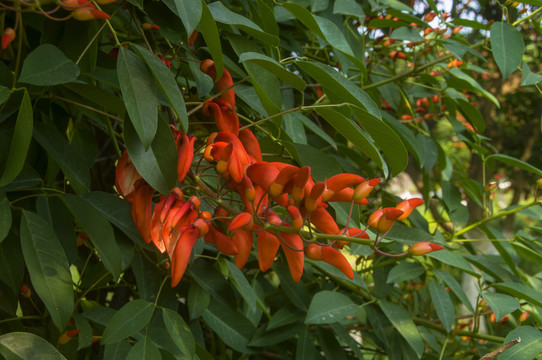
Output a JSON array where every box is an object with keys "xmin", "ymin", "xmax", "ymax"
[
  {"xmin": 426, "ymin": 249, "xmax": 477, "ymax": 276},
  {"xmin": 199, "ymin": 0, "xmax": 224, "ymax": 79},
  {"xmin": 225, "ymin": 260, "xmax": 258, "ymax": 313},
  {"xmin": 0, "ymin": 332, "xmax": 67, "ymax": 360},
  {"xmin": 102, "ymin": 300, "xmax": 154, "ymax": 344},
  {"xmin": 295, "ymin": 327, "xmax": 316, "ymax": 360},
  {"xmin": 0, "ymin": 196, "xmax": 11, "ymax": 243},
  {"xmin": 33, "ymin": 122, "xmax": 90, "ymax": 194},
  {"xmin": 434, "ymin": 270, "xmax": 474, "ymax": 313},
  {"xmin": 239, "ymin": 52, "xmax": 306, "ymax": 92},
  {"xmin": 274, "ymin": 261, "xmax": 310, "ymax": 310},
  {"xmin": 124, "ymin": 116, "xmax": 177, "ymax": 195},
  {"xmin": 131, "ymin": 44, "xmax": 188, "ymax": 133},
  {"xmin": 166, "ymin": 0, "xmax": 201, "ymax": 35},
  {"xmin": 486, "ymin": 153, "xmax": 542, "ymax": 177},
  {"xmin": 0, "ymin": 90, "xmax": 33, "ymax": 187},
  {"xmin": 391, "ymin": 27, "xmax": 424, "ymax": 41},
  {"xmin": 351, "ymin": 106, "xmax": 408, "ymax": 177},
  {"xmin": 0, "ymin": 86, "xmax": 10, "ymax": 106},
  {"xmin": 379, "ymin": 301, "xmax": 424, "ymax": 358},
  {"xmin": 305, "ymin": 291, "xmax": 357, "ymax": 324},
  {"xmin": 456, "ymin": 98, "xmax": 485, "ymax": 133},
  {"xmin": 201, "ymin": 300, "xmax": 255, "ymax": 353},
  {"xmin": 188, "ymin": 281, "xmax": 210, "ymax": 319},
  {"xmin": 296, "ymin": 60, "xmax": 380, "ymax": 118},
  {"xmin": 18, "ymin": 44, "xmax": 79, "ymax": 86},
  {"xmin": 20, "ymin": 212, "xmax": 74, "ymax": 330},
  {"xmin": 267, "ymin": 306, "xmax": 305, "ymax": 331},
  {"xmin": 428, "ymin": 280, "xmax": 455, "ymax": 332},
  {"xmin": 249, "ymin": 324, "xmax": 303, "ymax": 347},
  {"xmin": 104, "ymin": 341, "xmax": 132, "ymax": 360},
  {"xmin": 62, "ymin": 194, "xmax": 122, "ymax": 279},
  {"xmin": 82, "ymin": 192, "xmax": 144, "ymax": 246},
  {"xmin": 0, "ymin": 234, "xmax": 24, "ymax": 293},
  {"xmin": 448, "ymin": 68, "xmax": 499, "ymax": 107},
  {"xmin": 162, "ymin": 308, "xmax": 195, "ymax": 357},
  {"xmin": 521, "ymin": 63, "xmax": 542, "ymax": 86},
  {"xmin": 333, "ymin": 0, "xmax": 364, "ymax": 18},
  {"xmin": 208, "ymin": 2, "xmax": 279, "ymax": 45},
  {"xmin": 490, "ymin": 22, "xmax": 524, "ymax": 79},
  {"xmin": 117, "ymin": 47, "xmax": 158, "ymax": 150},
  {"xmin": 499, "ymin": 326, "xmax": 542, "ymax": 360},
  {"xmin": 387, "ymin": 261, "xmax": 425, "ymax": 283},
  {"xmin": 73, "ymin": 313, "xmax": 93, "ymax": 351},
  {"xmin": 126, "ymin": 337, "xmax": 161, "ymax": 360},
  {"xmin": 316, "ymin": 107, "xmax": 387, "ymax": 176},
  {"xmin": 493, "ymin": 282, "xmax": 542, "ymax": 307},
  {"xmin": 482, "ymin": 292, "xmax": 520, "ymax": 321}
]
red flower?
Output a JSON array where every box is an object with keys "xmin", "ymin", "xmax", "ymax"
[
  {"xmin": 115, "ymin": 150, "xmax": 142, "ymax": 202},
  {"xmin": 408, "ymin": 242, "xmax": 443, "ymax": 255}
]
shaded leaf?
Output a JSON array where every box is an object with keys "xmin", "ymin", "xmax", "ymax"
[
  {"xmin": 102, "ymin": 300, "xmax": 154, "ymax": 344},
  {"xmin": 493, "ymin": 282, "xmax": 542, "ymax": 307},
  {"xmin": 239, "ymin": 52, "xmax": 306, "ymax": 92},
  {"xmin": 379, "ymin": 300, "xmax": 424, "ymax": 358},
  {"xmin": 188, "ymin": 281, "xmax": 210, "ymax": 319},
  {"xmin": 486, "ymin": 153, "xmax": 542, "ymax": 177},
  {"xmin": 162, "ymin": 308, "xmax": 195, "ymax": 357},
  {"xmin": 20, "ymin": 212, "xmax": 74, "ymax": 330},
  {"xmin": 305, "ymin": 291, "xmax": 357, "ymax": 324},
  {"xmin": 0, "ymin": 196, "xmax": 11, "ymax": 243},
  {"xmin": 482, "ymin": 292, "xmax": 520, "ymax": 321},
  {"xmin": 428, "ymin": 280, "xmax": 455, "ymax": 332},
  {"xmin": 225, "ymin": 260, "xmax": 258, "ymax": 313},
  {"xmin": 387, "ymin": 261, "xmax": 425, "ymax": 283},
  {"xmin": 0, "ymin": 332, "xmax": 67, "ymax": 360},
  {"xmin": 499, "ymin": 326, "xmax": 542, "ymax": 360},
  {"xmin": 434, "ymin": 270, "xmax": 474, "ymax": 313},
  {"xmin": 199, "ymin": 0, "xmax": 224, "ymax": 79},
  {"xmin": 456, "ymin": 98, "xmax": 485, "ymax": 133},
  {"xmin": 127, "ymin": 337, "xmax": 161, "ymax": 360},
  {"xmin": 18, "ymin": 44, "xmax": 79, "ymax": 86}
]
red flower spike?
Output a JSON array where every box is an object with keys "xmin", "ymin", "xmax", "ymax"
[
  {"xmin": 171, "ymin": 227, "xmax": 201, "ymax": 286},
  {"xmin": 115, "ymin": 150, "xmax": 142, "ymax": 202},
  {"xmin": 309, "ymin": 207, "xmax": 339, "ymax": 235},
  {"xmin": 203, "ymin": 133, "xmax": 218, "ymax": 161},
  {"xmin": 322, "ymin": 174, "xmax": 365, "ymax": 201},
  {"xmin": 408, "ymin": 242, "xmax": 443, "ymax": 256},
  {"xmin": 131, "ymin": 180, "xmax": 155, "ymax": 243},
  {"xmin": 95, "ymin": 0, "xmax": 117, "ymax": 4},
  {"xmin": 396, "ymin": 198, "xmax": 424, "ymax": 220},
  {"xmin": 269, "ymin": 165, "xmax": 299, "ymax": 197},
  {"xmin": 241, "ymin": 176, "xmax": 256, "ymax": 202},
  {"xmin": 305, "ymin": 182, "xmax": 326, "ymax": 212},
  {"xmin": 229, "ymin": 212, "xmax": 254, "ymax": 232},
  {"xmin": 58, "ymin": 329, "xmax": 81, "ymax": 345},
  {"xmin": 353, "ymin": 178, "xmax": 380, "ymax": 201},
  {"xmin": 327, "ymin": 187, "xmax": 369, "ymax": 205},
  {"xmin": 304, "ymin": 243, "xmax": 323, "ymax": 260},
  {"xmin": 280, "ymin": 233, "xmax": 304, "ymax": 282},
  {"xmin": 247, "ymin": 162, "xmax": 280, "ymax": 190},
  {"xmin": 232, "ymin": 230, "xmax": 254, "ymax": 269},
  {"xmin": 200, "ymin": 59, "xmax": 236, "ymax": 108},
  {"xmin": 519, "ymin": 311, "xmax": 530, "ymax": 322},
  {"xmin": 216, "ymin": 143, "xmax": 233, "ymax": 175},
  {"xmin": 368, "ymin": 208, "xmax": 403, "ymax": 233},
  {"xmin": 177, "ymin": 133, "xmax": 196, "ymax": 183},
  {"xmin": 257, "ymin": 230, "xmax": 281, "ymax": 272},
  {"xmin": 193, "ymin": 218, "xmax": 209, "ymax": 237},
  {"xmin": 150, "ymin": 196, "xmax": 167, "ymax": 253},
  {"xmin": 142, "ymin": 23, "xmax": 160, "ymax": 30},
  {"xmin": 203, "ymin": 99, "xmax": 239, "ymax": 135},
  {"xmin": 238, "ymin": 129, "xmax": 262, "ymax": 162},
  {"xmin": 292, "ymin": 166, "xmax": 311, "ymax": 202},
  {"xmin": 2, "ymin": 28, "xmax": 16, "ymax": 50},
  {"xmin": 287, "ymin": 206, "xmax": 303, "ymax": 231},
  {"xmin": 321, "ymin": 246, "xmax": 354, "ymax": 279},
  {"xmin": 205, "ymin": 224, "xmax": 238, "ymax": 255}
]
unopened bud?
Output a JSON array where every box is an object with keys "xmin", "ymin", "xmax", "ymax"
[
  {"xmin": 408, "ymin": 242, "xmax": 443, "ymax": 255},
  {"xmin": 58, "ymin": 329, "xmax": 81, "ymax": 345}
]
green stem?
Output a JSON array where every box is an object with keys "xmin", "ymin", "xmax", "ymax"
[
  {"xmin": 454, "ymin": 201, "xmax": 539, "ymax": 237},
  {"xmin": 0, "ymin": 315, "xmax": 42, "ymax": 324},
  {"xmin": 11, "ymin": 12, "xmax": 24, "ymax": 90},
  {"xmin": 413, "ymin": 317, "xmax": 505, "ymax": 343},
  {"xmin": 513, "ymin": 6, "xmax": 542, "ymax": 26}
]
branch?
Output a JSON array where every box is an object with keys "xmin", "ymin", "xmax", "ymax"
[{"xmin": 479, "ymin": 337, "xmax": 521, "ymax": 359}]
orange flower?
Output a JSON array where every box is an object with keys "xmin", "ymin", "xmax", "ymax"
[
  {"xmin": 232, "ymin": 229, "xmax": 254, "ymax": 269},
  {"xmin": 280, "ymin": 232, "xmax": 304, "ymax": 282},
  {"xmin": 58, "ymin": 329, "xmax": 81, "ymax": 345},
  {"xmin": 131, "ymin": 180, "xmax": 155, "ymax": 244},
  {"xmin": 202, "ymin": 99, "xmax": 239, "ymax": 135},
  {"xmin": 72, "ymin": 5, "xmax": 110, "ymax": 20},
  {"xmin": 408, "ymin": 242, "xmax": 443, "ymax": 255},
  {"xmin": 171, "ymin": 226, "xmax": 201, "ymax": 286},
  {"xmin": 304, "ymin": 243, "xmax": 353, "ymax": 279},
  {"xmin": 177, "ymin": 133, "xmax": 196, "ymax": 183},
  {"xmin": 1, "ymin": 28, "xmax": 16, "ymax": 50},
  {"xmin": 396, "ymin": 198, "xmax": 424, "ymax": 220},
  {"xmin": 115, "ymin": 150, "xmax": 142, "ymax": 202},
  {"xmin": 368, "ymin": 208, "xmax": 404, "ymax": 233},
  {"xmin": 200, "ymin": 59, "xmax": 236, "ymax": 108},
  {"xmin": 321, "ymin": 174, "xmax": 365, "ymax": 201},
  {"xmin": 257, "ymin": 230, "xmax": 280, "ymax": 272},
  {"xmin": 229, "ymin": 212, "xmax": 254, "ymax": 232}
]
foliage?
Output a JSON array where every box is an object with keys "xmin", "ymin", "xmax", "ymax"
[{"xmin": 1, "ymin": 0, "xmax": 542, "ymax": 359}]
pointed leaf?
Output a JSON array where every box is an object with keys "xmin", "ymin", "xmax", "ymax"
[
  {"xmin": 162, "ymin": 308, "xmax": 196, "ymax": 357},
  {"xmin": 63, "ymin": 194, "xmax": 122, "ymax": 279},
  {"xmin": 20, "ymin": 211, "xmax": 74, "ymax": 330},
  {"xmin": 490, "ymin": 22, "xmax": 524, "ymax": 79},
  {"xmin": 434, "ymin": 270, "xmax": 474, "ymax": 313},
  {"xmin": 499, "ymin": 326, "xmax": 542, "ymax": 360},
  {"xmin": 387, "ymin": 262, "xmax": 425, "ymax": 283},
  {"xmin": 18, "ymin": 44, "xmax": 79, "ymax": 86},
  {"xmin": 305, "ymin": 291, "xmax": 357, "ymax": 325},
  {"xmin": 0, "ymin": 196, "xmax": 11, "ymax": 243},
  {"xmin": 131, "ymin": 44, "xmax": 188, "ymax": 132},
  {"xmin": 486, "ymin": 153, "xmax": 542, "ymax": 177},
  {"xmin": 0, "ymin": 332, "xmax": 67, "ymax": 360},
  {"xmin": 521, "ymin": 63, "xmax": 542, "ymax": 86},
  {"xmin": 225, "ymin": 260, "xmax": 258, "ymax": 313},
  {"xmin": 239, "ymin": 52, "xmax": 306, "ymax": 91},
  {"xmin": 102, "ymin": 300, "xmax": 154, "ymax": 344},
  {"xmin": 117, "ymin": 47, "xmax": 158, "ymax": 150},
  {"xmin": 0, "ymin": 86, "xmax": 10, "ymax": 106},
  {"xmin": 188, "ymin": 281, "xmax": 210, "ymax": 319},
  {"xmin": 163, "ymin": 0, "xmax": 201, "ymax": 35},
  {"xmin": 482, "ymin": 292, "xmax": 520, "ymax": 321},
  {"xmin": 0, "ymin": 234, "xmax": 24, "ymax": 292},
  {"xmin": 493, "ymin": 282, "xmax": 542, "ymax": 307},
  {"xmin": 0, "ymin": 91, "xmax": 33, "ymax": 187},
  {"xmin": 429, "ymin": 280, "xmax": 455, "ymax": 332},
  {"xmin": 126, "ymin": 337, "xmax": 161, "ymax": 360},
  {"xmin": 199, "ymin": 0, "xmax": 224, "ymax": 79},
  {"xmin": 295, "ymin": 327, "xmax": 316, "ymax": 360},
  {"xmin": 456, "ymin": 98, "xmax": 485, "ymax": 133},
  {"xmin": 379, "ymin": 300, "xmax": 424, "ymax": 358}
]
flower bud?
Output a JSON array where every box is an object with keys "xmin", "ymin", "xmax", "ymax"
[
  {"xmin": 58, "ymin": 329, "xmax": 81, "ymax": 345},
  {"xmin": 408, "ymin": 242, "xmax": 443, "ymax": 255},
  {"xmin": 229, "ymin": 212, "xmax": 254, "ymax": 232},
  {"xmin": 1, "ymin": 28, "xmax": 16, "ymax": 50}
]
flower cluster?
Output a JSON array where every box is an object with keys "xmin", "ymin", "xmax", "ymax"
[{"xmin": 116, "ymin": 59, "xmax": 442, "ymax": 286}]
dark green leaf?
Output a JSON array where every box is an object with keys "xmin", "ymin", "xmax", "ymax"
[
  {"xmin": 199, "ymin": 0, "xmax": 224, "ymax": 79},
  {"xmin": 482, "ymin": 292, "xmax": 519, "ymax": 321},
  {"xmin": 521, "ymin": 63, "xmax": 542, "ymax": 86},
  {"xmin": 427, "ymin": 249, "xmax": 477, "ymax": 276},
  {"xmin": 117, "ymin": 47, "xmax": 158, "ymax": 150},
  {"xmin": 18, "ymin": 44, "xmax": 79, "ymax": 86},
  {"xmin": 208, "ymin": 2, "xmax": 279, "ymax": 45},
  {"xmin": 201, "ymin": 300, "xmax": 255, "ymax": 353},
  {"xmin": 225, "ymin": 260, "xmax": 259, "ymax": 313},
  {"xmin": 428, "ymin": 280, "xmax": 455, "ymax": 332},
  {"xmin": 33, "ymin": 122, "xmax": 90, "ymax": 194},
  {"xmin": 267, "ymin": 306, "xmax": 305, "ymax": 331},
  {"xmin": 456, "ymin": 98, "xmax": 485, "ymax": 133},
  {"xmin": 249, "ymin": 324, "xmax": 302, "ymax": 347},
  {"xmin": 486, "ymin": 153, "xmax": 542, "ymax": 177},
  {"xmin": 188, "ymin": 281, "xmax": 210, "ymax": 319},
  {"xmin": 333, "ymin": 0, "xmax": 364, "ymax": 18},
  {"xmin": 379, "ymin": 300, "xmax": 424, "ymax": 358},
  {"xmin": 391, "ymin": 27, "xmax": 424, "ymax": 41},
  {"xmin": 20, "ymin": 212, "xmax": 74, "ymax": 330},
  {"xmin": 329, "ymin": 323, "xmax": 365, "ymax": 360},
  {"xmin": 124, "ymin": 116, "xmax": 177, "ymax": 195},
  {"xmin": 274, "ymin": 262, "xmax": 310, "ymax": 311},
  {"xmin": 0, "ymin": 233, "xmax": 24, "ymax": 293},
  {"xmin": 0, "ymin": 90, "xmax": 32, "ymax": 187},
  {"xmin": 162, "ymin": 308, "xmax": 195, "ymax": 357},
  {"xmin": 499, "ymin": 326, "xmax": 542, "ymax": 360},
  {"xmin": 0, "ymin": 86, "xmax": 10, "ymax": 106},
  {"xmin": 493, "ymin": 282, "xmax": 542, "ymax": 307},
  {"xmin": 0, "ymin": 196, "xmax": 11, "ymax": 243},
  {"xmin": 102, "ymin": 300, "xmax": 154, "ymax": 344},
  {"xmin": 490, "ymin": 22, "xmax": 524, "ymax": 79},
  {"xmin": 104, "ymin": 341, "xmax": 132, "ymax": 360},
  {"xmin": 131, "ymin": 44, "xmax": 188, "ymax": 132},
  {"xmin": 448, "ymin": 68, "xmax": 499, "ymax": 107},
  {"xmin": 295, "ymin": 327, "xmax": 316, "ymax": 360},
  {"xmin": 0, "ymin": 332, "xmax": 67, "ymax": 360},
  {"xmin": 317, "ymin": 328, "xmax": 346, "ymax": 360},
  {"xmin": 73, "ymin": 313, "xmax": 93, "ymax": 351},
  {"xmin": 239, "ymin": 52, "xmax": 306, "ymax": 91},
  {"xmin": 165, "ymin": 0, "xmax": 201, "ymax": 35},
  {"xmin": 387, "ymin": 261, "xmax": 425, "ymax": 283},
  {"xmin": 305, "ymin": 291, "xmax": 357, "ymax": 324},
  {"xmin": 63, "ymin": 194, "xmax": 122, "ymax": 279},
  {"xmin": 127, "ymin": 337, "xmax": 161, "ymax": 360},
  {"xmin": 434, "ymin": 270, "xmax": 474, "ymax": 313}
]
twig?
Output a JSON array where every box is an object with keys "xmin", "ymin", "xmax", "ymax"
[{"xmin": 479, "ymin": 337, "xmax": 521, "ymax": 360}]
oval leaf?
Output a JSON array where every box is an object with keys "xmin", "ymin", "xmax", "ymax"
[
  {"xmin": 126, "ymin": 336, "xmax": 162, "ymax": 360},
  {"xmin": 0, "ymin": 332, "xmax": 67, "ymax": 360},
  {"xmin": 428, "ymin": 280, "xmax": 455, "ymax": 332},
  {"xmin": 490, "ymin": 22, "xmax": 524, "ymax": 80},
  {"xmin": 239, "ymin": 52, "xmax": 306, "ymax": 92},
  {"xmin": 499, "ymin": 326, "xmax": 542, "ymax": 360},
  {"xmin": 199, "ymin": 0, "xmax": 224, "ymax": 79},
  {"xmin": 117, "ymin": 47, "xmax": 158, "ymax": 150},
  {"xmin": 482, "ymin": 292, "xmax": 520, "ymax": 321},
  {"xmin": 18, "ymin": 44, "xmax": 80, "ymax": 86},
  {"xmin": 486, "ymin": 153, "xmax": 542, "ymax": 177},
  {"xmin": 162, "ymin": 308, "xmax": 195, "ymax": 357},
  {"xmin": 20, "ymin": 211, "xmax": 74, "ymax": 330},
  {"xmin": 102, "ymin": 300, "xmax": 154, "ymax": 345},
  {"xmin": 379, "ymin": 300, "xmax": 424, "ymax": 357},
  {"xmin": 305, "ymin": 291, "xmax": 357, "ymax": 325}
]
